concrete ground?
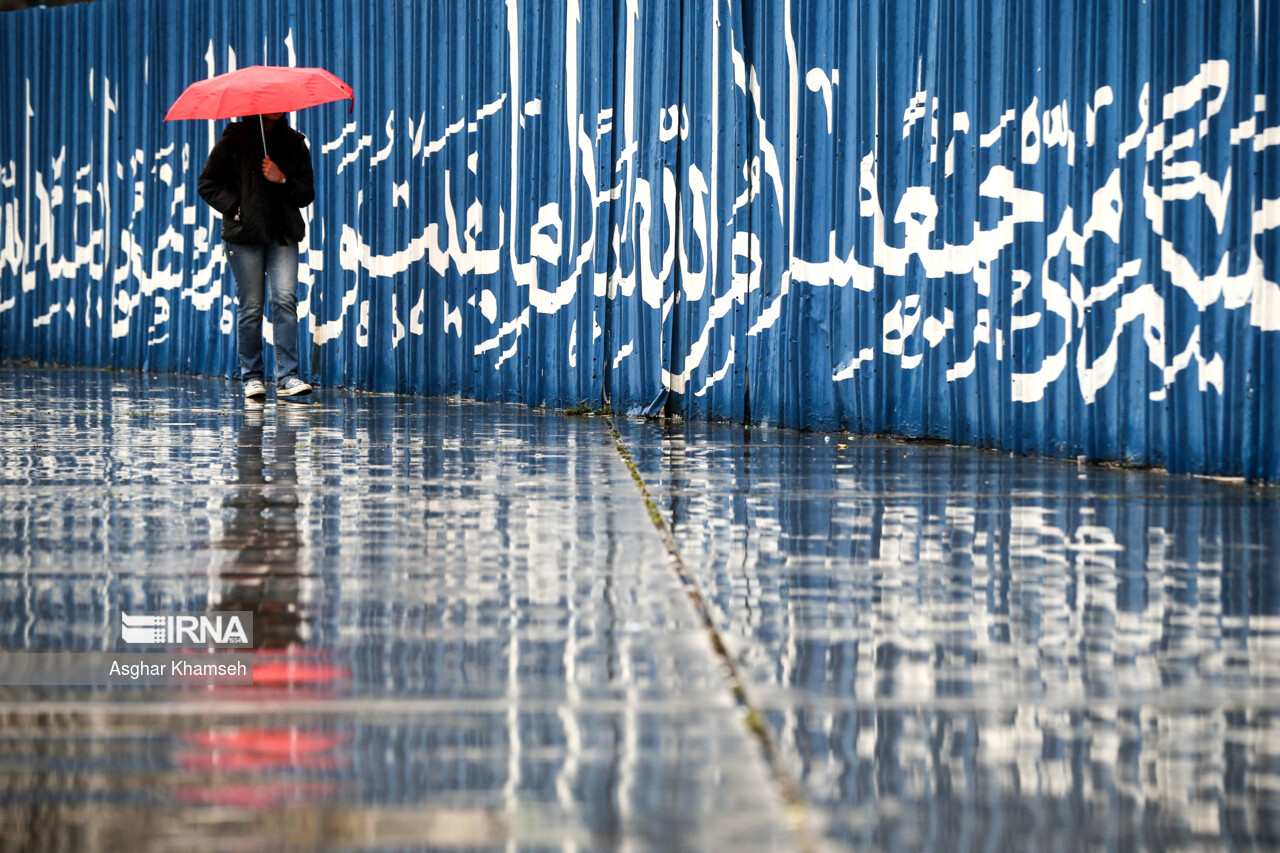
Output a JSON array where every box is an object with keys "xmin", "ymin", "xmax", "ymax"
[{"xmin": 1, "ymin": 364, "xmax": 1279, "ymax": 851}]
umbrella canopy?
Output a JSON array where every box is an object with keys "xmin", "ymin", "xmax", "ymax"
[{"xmin": 164, "ymin": 65, "xmax": 353, "ymax": 122}]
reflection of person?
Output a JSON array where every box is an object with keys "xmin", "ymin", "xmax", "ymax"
[
  {"xmin": 199, "ymin": 113, "xmax": 315, "ymax": 402},
  {"xmin": 216, "ymin": 407, "xmax": 308, "ymax": 649}
]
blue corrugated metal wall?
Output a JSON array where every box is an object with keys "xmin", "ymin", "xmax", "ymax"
[{"xmin": 2, "ymin": 0, "xmax": 1278, "ymax": 479}]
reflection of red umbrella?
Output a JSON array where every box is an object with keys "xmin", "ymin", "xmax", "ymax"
[
  {"xmin": 180, "ymin": 726, "xmax": 346, "ymax": 772},
  {"xmin": 164, "ymin": 65, "xmax": 353, "ymax": 153}
]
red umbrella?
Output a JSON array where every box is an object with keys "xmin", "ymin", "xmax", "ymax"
[{"xmin": 165, "ymin": 65, "xmax": 354, "ymax": 153}]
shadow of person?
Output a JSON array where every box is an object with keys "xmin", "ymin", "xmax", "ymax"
[{"xmin": 214, "ymin": 403, "xmax": 308, "ymax": 650}]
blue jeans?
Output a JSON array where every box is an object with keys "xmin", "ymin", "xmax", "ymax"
[{"xmin": 225, "ymin": 241, "xmax": 302, "ymax": 383}]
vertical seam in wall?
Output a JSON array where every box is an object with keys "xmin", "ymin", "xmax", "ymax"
[{"xmin": 605, "ymin": 416, "xmax": 821, "ymax": 853}]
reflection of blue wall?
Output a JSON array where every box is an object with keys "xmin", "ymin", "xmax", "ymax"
[
  {"xmin": 2, "ymin": 1, "xmax": 1279, "ymax": 479},
  {"xmin": 652, "ymin": 432, "xmax": 1280, "ymax": 703},
  {"xmin": 642, "ymin": 426, "xmax": 1280, "ymax": 849}
]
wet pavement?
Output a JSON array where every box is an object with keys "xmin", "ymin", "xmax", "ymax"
[
  {"xmin": 616, "ymin": 419, "xmax": 1280, "ymax": 851},
  {"xmin": 1, "ymin": 364, "xmax": 1279, "ymax": 851}
]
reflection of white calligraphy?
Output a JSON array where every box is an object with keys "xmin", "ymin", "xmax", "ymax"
[{"xmin": 3, "ymin": 21, "xmax": 1279, "ymax": 421}]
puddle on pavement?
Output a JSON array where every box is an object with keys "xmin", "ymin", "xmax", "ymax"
[
  {"xmin": 7, "ymin": 364, "xmax": 1280, "ymax": 851},
  {"xmin": 617, "ymin": 418, "xmax": 1280, "ymax": 850},
  {"xmin": 0, "ymin": 367, "xmax": 790, "ymax": 852}
]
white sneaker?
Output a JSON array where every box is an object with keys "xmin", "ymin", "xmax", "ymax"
[
  {"xmin": 278, "ymin": 377, "xmax": 313, "ymax": 397},
  {"xmin": 244, "ymin": 379, "xmax": 267, "ymax": 399}
]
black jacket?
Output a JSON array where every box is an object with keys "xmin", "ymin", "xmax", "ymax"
[{"xmin": 198, "ymin": 118, "xmax": 315, "ymax": 245}]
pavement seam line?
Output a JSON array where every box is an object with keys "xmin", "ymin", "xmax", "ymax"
[{"xmin": 605, "ymin": 420, "xmax": 818, "ymax": 852}]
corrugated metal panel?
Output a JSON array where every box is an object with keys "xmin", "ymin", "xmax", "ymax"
[{"xmin": 1, "ymin": 0, "xmax": 1278, "ymax": 479}]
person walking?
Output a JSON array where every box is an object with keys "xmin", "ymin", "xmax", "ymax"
[{"xmin": 199, "ymin": 112, "xmax": 314, "ymax": 400}]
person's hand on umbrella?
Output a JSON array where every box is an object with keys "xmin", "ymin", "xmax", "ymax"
[{"xmin": 262, "ymin": 157, "xmax": 286, "ymax": 185}]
